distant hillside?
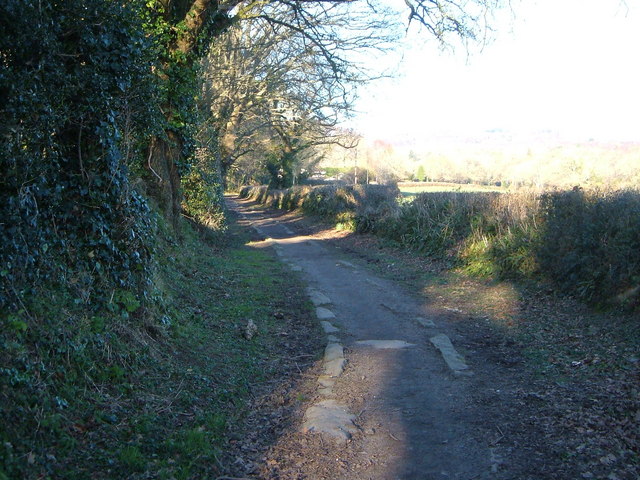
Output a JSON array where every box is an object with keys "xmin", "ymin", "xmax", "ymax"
[{"xmin": 320, "ymin": 130, "xmax": 640, "ymax": 189}]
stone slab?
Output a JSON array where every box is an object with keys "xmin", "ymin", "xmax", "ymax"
[
  {"xmin": 416, "ymin": 316, "xmax": 436, "ymax": 328},
  {"xmin": 318, "ymin": 387, "xmax": 334, "ymax": 396},
  {"xmin": 365, "ymin": 278, "xmax": 385, "ymax": 288},
  {"xmin": 318, "ymin": 375, "xmax": 336, "ymax": 388},
  {"xmin": 324, "ymin": 343, "xmax": 344, "ymax": 362},
  {"xmin": 430, "ymin": 333, "xmax": 472, "ymax": 375},
  {"xmin": 301, "ymin": 399, "xmax": 357, "ymax": 443},
  {"xmin": 355, "ymin": 340, "xmax": 416, "ymax": 349},
  {"xmin": 324, "ymin": 357, "xmax": 346, "ymax": 377},
  {"xmin": 306, "ymin": 288, "xmax": 331, "ymax": 306},
  {"xmin": 336, "ymin": 260, "xmax": 356, "ymax": 269},
  {"xmin": 320, "ymin": 321, "xmax": 339, "ymax": 334},
  {"xmin": 316, "ymin": 307, "xmax": 336, "ymax": 320}
]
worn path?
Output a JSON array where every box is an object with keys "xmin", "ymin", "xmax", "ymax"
[{"xmin": 228, "ymin": 196, "xmax": 507, "ymax": 480}]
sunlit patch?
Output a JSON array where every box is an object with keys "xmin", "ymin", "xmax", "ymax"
[
  {"xmin": 247, "ymin": 235, "xmax": 314, "ymax": 249},
  {"xmin": 272, "ymin": 236, "xmax": 315, "ymax": 245},
  {"xmin": 245, "ymin": 239, "xmax": 274, "ymax": 249},
  {"xmin": 312, "ymin": 227, "xmax": 352, "ymax": 240},
  {"xmin": 423, "ymin": 276, "xmax": 522, "ymax": 328}
]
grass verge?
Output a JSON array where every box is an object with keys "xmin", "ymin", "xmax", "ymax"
[
  {"xmin": 1, "ymin": 212, "xmax": 322, "ymax": 479},
  {"xmin": 329, "ymin": 228, "xmax": 640, "ymax": 479}
]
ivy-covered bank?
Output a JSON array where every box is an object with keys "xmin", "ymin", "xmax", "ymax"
[
  {"xmin": 1, "ymin": 0, "xmax": 157, "ymax": 312},
  {"xmin": 0, "ymin": 1, "xmax": 228, "ymax": 477},
  {"xmin": 1, "ymin": 0, "xmax": 231, "ymax": 311}
]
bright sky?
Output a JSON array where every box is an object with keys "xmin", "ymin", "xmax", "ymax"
[{"xmin": 350, "ymin": 0, "xmax": 640, "ymax": 144}]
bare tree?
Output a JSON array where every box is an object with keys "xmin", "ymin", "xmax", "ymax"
[
  {"xmin": 199, "ymin": 0, "xmax": 400, "ymax": 187},
  {"xmin": 181, "ymin": 0, "xmax": 504, "ymax": 196},
  {"xmin": 404, "ymin": 0, "xmax": 501, "ymax": 45}
]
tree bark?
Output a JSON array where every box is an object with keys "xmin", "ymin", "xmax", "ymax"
[{"xmin": 147, "ymin": 134, "xmax": 183, "ymax": 228}]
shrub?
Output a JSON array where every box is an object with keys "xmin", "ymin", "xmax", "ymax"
[{"xmin": 538, "ymin": 188, "xmax": 640, "ymax": 306}]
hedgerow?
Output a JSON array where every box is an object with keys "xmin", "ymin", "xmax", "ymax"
[
  {"xmin": 538, "ymin": 188, "xmax": 640, "ymax": 304},
  {"xmin": 242, "ymin": 184, "xmax": 640, "ymax": 309},
  {"xmin": 240, "ymin": 184, "xmax": 400, "ymax": 229}
]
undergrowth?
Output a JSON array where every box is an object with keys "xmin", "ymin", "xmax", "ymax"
[{"xmin": 1, "ymin": 213, "xmax": 320, "ymax": 479}]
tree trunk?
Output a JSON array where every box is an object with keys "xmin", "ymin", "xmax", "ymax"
[
  {"xmin": 144, "ymin": 0, "xmax": 238, "ymax": 225},
  {"xmin": 147, "ymin": 133, "xmax": 183, "ymax": 228}
]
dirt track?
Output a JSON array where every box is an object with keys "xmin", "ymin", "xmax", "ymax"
[
  {"xmin": 223, "ymin": 195, "xmax": 639, "ymax": 480},
  {"xmin": 226, "ymin": 196, "xmax": 542, "ymax": 480}
]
